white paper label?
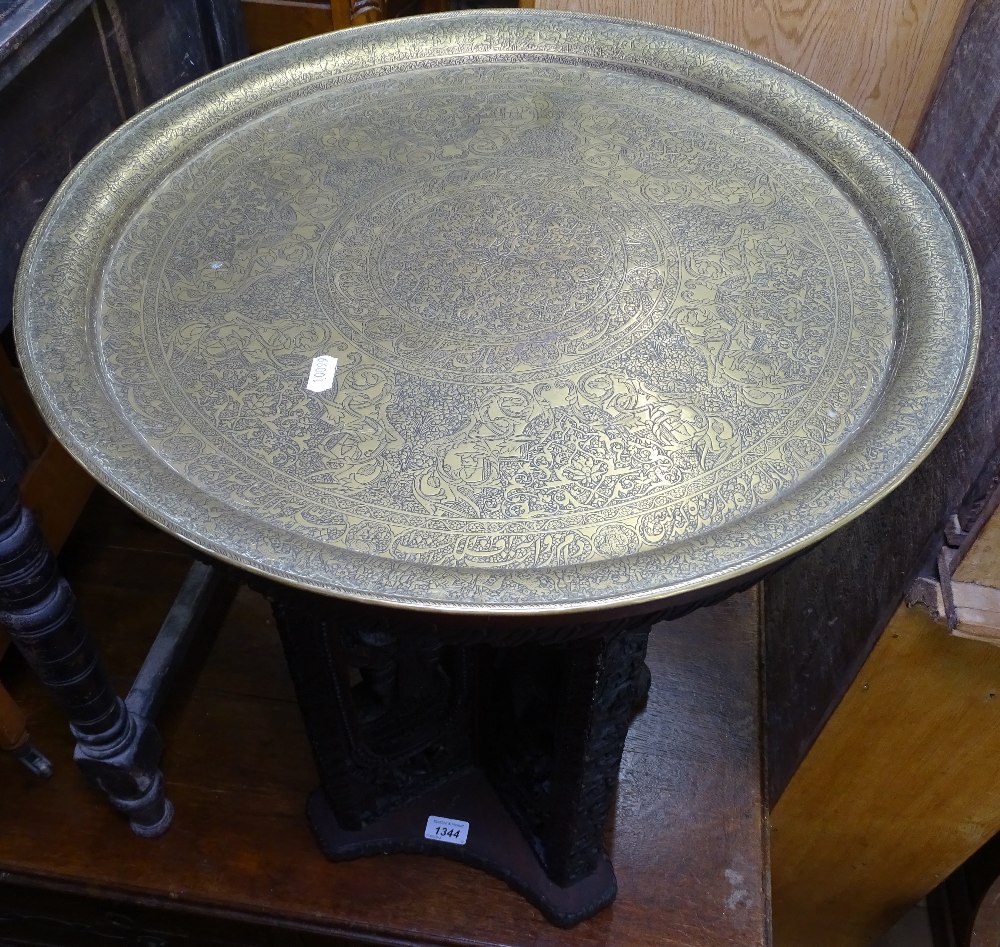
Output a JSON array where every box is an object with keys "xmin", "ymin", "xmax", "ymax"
[
  {"xmin": 306, "ymin": 355, "xmax": 338, "ymax": 392},
  {"xmin": 424, "ymin": 815, "xmax": 469, "ymax": 846}
]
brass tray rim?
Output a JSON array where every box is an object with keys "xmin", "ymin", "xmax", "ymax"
[{"xmin": 13, "ymin": 10, "xmax": 981, "ymax": 616}]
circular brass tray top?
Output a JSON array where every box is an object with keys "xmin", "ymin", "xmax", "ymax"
[{"xmin": 15, "ymin": 11, "xmax": 978, "ymax": 614}]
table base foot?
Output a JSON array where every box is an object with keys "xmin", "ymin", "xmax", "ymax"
[
  {"xmin": 73, "ymin": 713, "xmax": 174, "ymax": 837},
  {"xmin": 12, "ymin": 740, "xmax": 53, "ymax": 778},
  {"xmin": 130, "ymin": 798, "xmax": 175, "ymax": 839},
  {"xmin": 307, "ymin": 770, "xmax": 617, "ymax": 928}
]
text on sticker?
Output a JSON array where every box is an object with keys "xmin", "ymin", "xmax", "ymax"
[
  {"xmin": 306, "ymin": 355, "xmax": 338, "ymax": 392},
  {"xmin": 424, "ymin": 815, "xmax": 469, "ymax": 846}
]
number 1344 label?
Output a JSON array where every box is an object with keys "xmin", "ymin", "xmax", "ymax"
[{"xmin": 424, "ymin": 815, "xmax": 469, "ymax": 846}]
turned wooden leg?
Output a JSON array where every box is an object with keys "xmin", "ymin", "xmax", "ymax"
[{"xmin": 0, "ymin": 484, "xmax": 172, "ymax": 836}]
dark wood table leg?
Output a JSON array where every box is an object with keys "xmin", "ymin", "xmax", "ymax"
[{"xmin": 0, "ymin": 483, "xmax": 172, "ymax": 836}]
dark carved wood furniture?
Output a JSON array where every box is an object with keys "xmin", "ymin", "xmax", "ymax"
[
  {"xmin": 264, "ymin": 585, "xmax": 758, "ymax": 925},
  {"xmin": 0, "ymin": 640, "xmax": 51, "ymax": 775},
  {"xmin": 0, "ymin": 429, "xmax": 173, "ymax": 835},
  {"xmin": 0, "ymin": 407, "xmax": 235, "ymax": 835},
  {"xmin": 0, "ymin": 414, "xmax": 50, "ymax": 776}
]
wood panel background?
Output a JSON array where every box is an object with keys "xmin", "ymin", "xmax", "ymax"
[
  {"xmin": 532, "ymin": 0, "xmax": 970, "ymax": 147},
  {"xmin": 771, "ymin": 602, "xmax": 1000, "ymax": 946}
]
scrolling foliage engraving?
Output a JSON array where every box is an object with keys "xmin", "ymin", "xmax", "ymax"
[
  {"xmin": 19, "ymin": 13, "xmax": 971, "ymax": 608},
  {"xmin": 97, "ymin": 60, "xmax": 897, "ymax": 581}
]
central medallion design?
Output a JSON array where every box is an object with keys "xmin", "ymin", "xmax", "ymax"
[
  {"xmin": 378, "ymin": 186, "xmax": 619, "ymax": 335},
  {"xmin": 318, "ymin": 164, "xmax": 678, "ymax": 383}
]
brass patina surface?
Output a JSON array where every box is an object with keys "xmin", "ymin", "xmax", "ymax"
[{"xmin": 14, "ymin": 12, "xmax": 979, "ymax": 613}]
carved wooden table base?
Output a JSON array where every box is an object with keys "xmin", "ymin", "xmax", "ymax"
[{"xmin": 265, "ymin": 587, "xmax": 679, "ymax": 927}]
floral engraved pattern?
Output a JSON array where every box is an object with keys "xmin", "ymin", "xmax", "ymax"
[
  {"xmin": 15, "ymin": 12, "xmax": 978, "ymax": 611},
  {"xmin": 322, "ymin": 158, "xmax": 670, "ymax": 382}
]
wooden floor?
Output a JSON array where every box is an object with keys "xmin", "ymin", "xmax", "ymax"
[{"xmin": 0, "ymin": 490, "xmax": 768, "ymax": 946}]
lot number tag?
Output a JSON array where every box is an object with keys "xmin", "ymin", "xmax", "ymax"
[
  {"xmin": 424, "ymin": 815, "xmax": 469, "ymax": 846},
  {"xmin": 306, "ymin": 355, "xmax": 338, "ymax": 392}
]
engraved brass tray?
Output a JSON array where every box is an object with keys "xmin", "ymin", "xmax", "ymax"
[{"xmin": 14, "ymin": 11, "xmax": 979, "ymax": 614}]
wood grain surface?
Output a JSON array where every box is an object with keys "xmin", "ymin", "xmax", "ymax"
[
  {"xmin": 531, "ymin": 0, "xmax": 969, "ymax": 146},
  {"xmin": 242, "ymin": 0, "xmax": 333, "ymax": 53},
  {"xmin": 0, "ymin": 491, "xmax": 769, "ymax": 946},
  {"xmin": 957, "ymin": 507, "xmax": 1000, "ymax": 589},
  {"xmin": 770, "ymin": 599, "xmax": 1000, "ymax": 946}
]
